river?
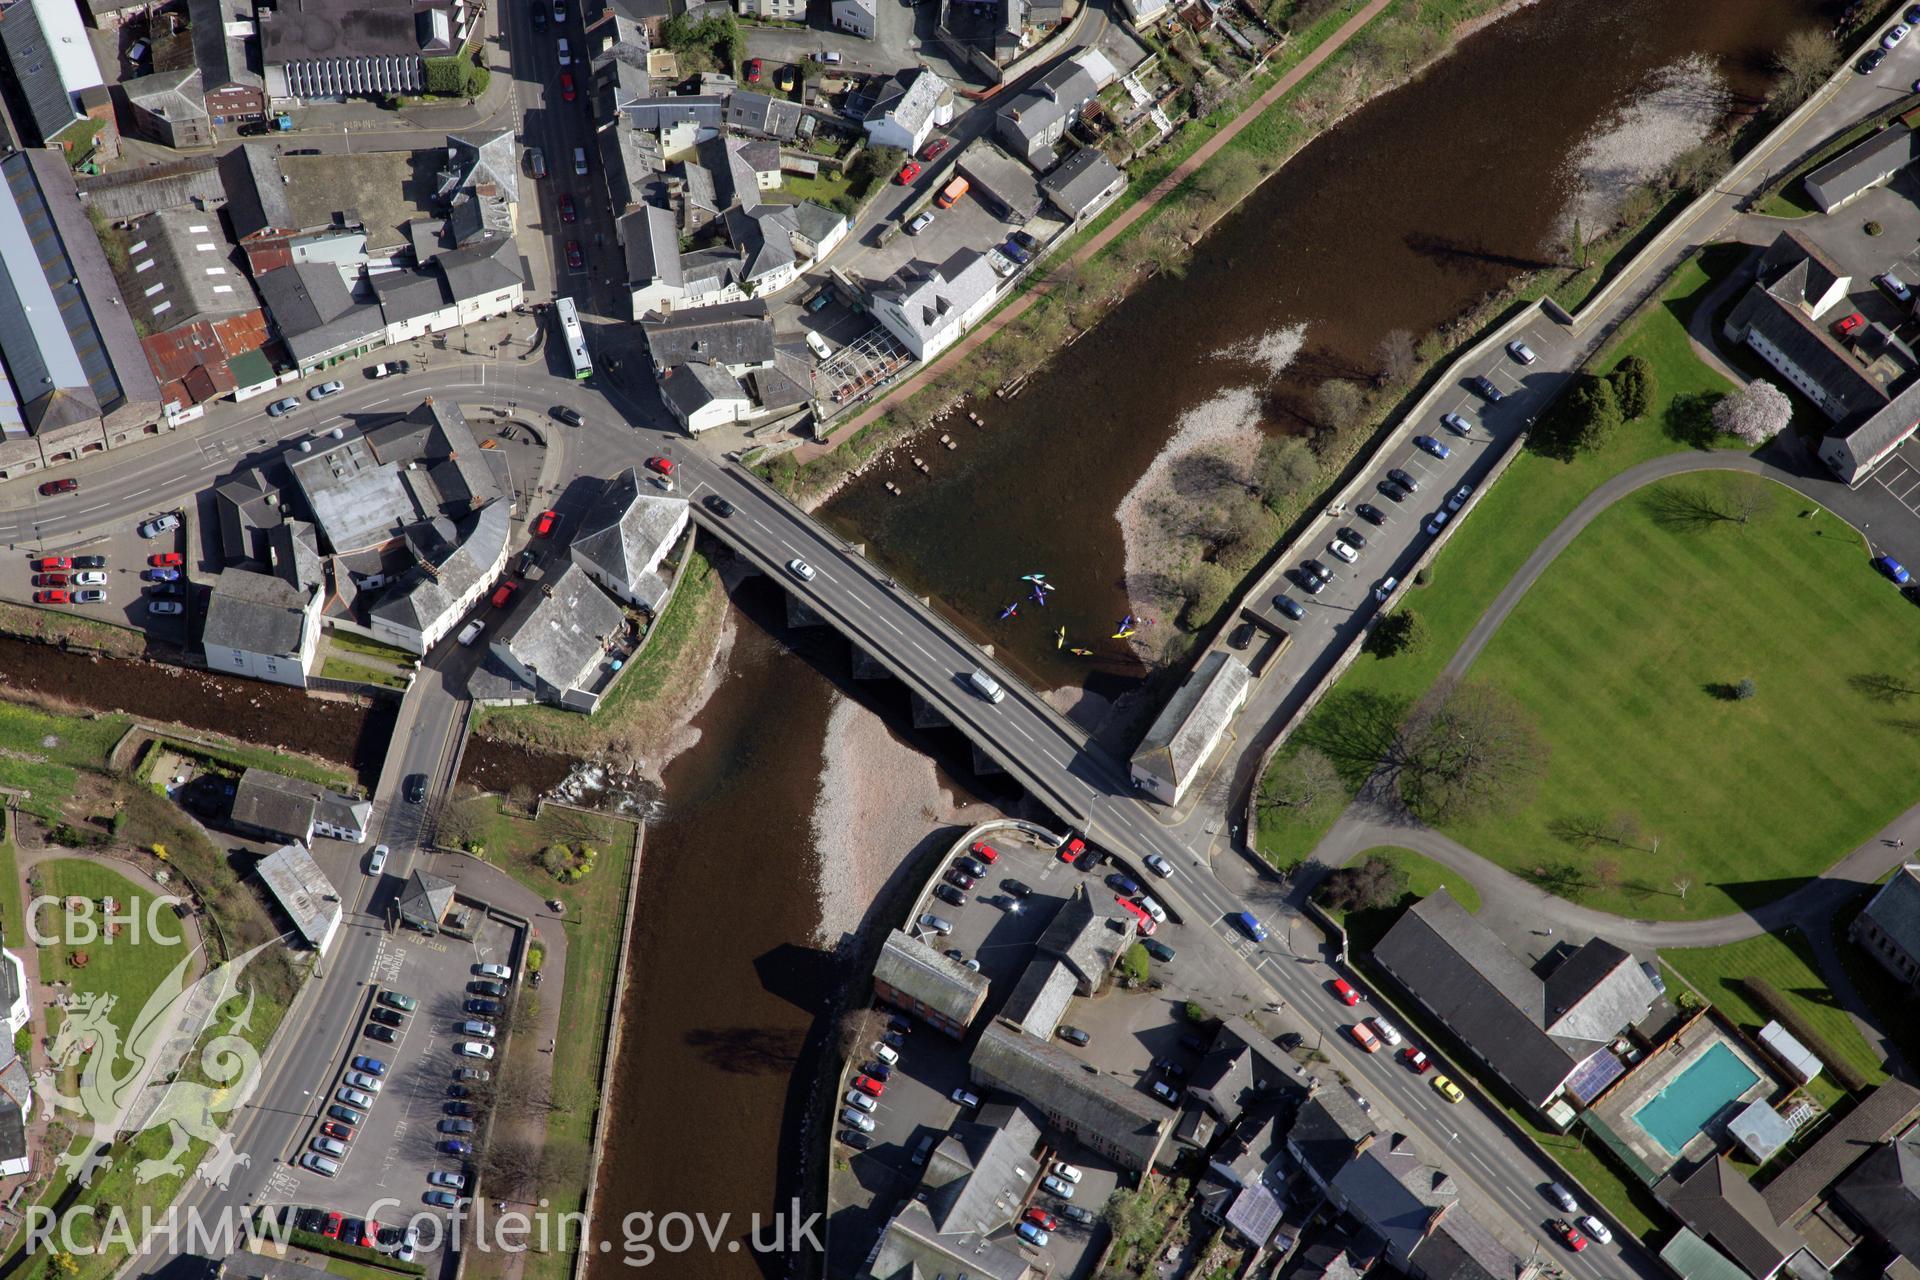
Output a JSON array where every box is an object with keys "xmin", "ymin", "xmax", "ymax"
[{"xmin": 821, "ymin": 0, "xmax": 1831, "ymax": 695}]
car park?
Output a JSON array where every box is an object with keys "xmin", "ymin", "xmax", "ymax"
[
  {"xmin": 968, "ymin": 842, "xmax": 999, "ymax": 863},
  {"xmin": 74, "ymin": 590, "xmax": 105, "ymax": 605},
  {"xmin": 955, "ymin": 854, "xmax": 988, "ymax": 878},
  {"xmin": 73, "ymin": 555, "xmax": 105, "ymax": 569},
  {"xmin": 267, "ymin": 397, "xmax": 299, "ymax": 417},
  {"xmin": 1387, "ymin": 467, "xmax": 1419, "ymax": 493},
  {"xmin": 329, "ymin": 1103, "xmax": 364, "ymax": 1125},
  {"xmin": 379, "ymin": 990, "xmax": 417, "ymax": 1012},
  {"xmin": 1150, "ymin": 1079, "xmax": 1182, "ymax": 1104},
  {"xmin": 841, "ymin": 1108, "xmax": 874, "ymax": 1132},
  {"xmin": 1295, "ymin": 568, "xmax": 1325, "ymax": 595},
  {"xmin": 345, "ymin": 1071, "xmax": 382, "ymax": 1091},
  {"xmin": 470, "ymin": 980, "xmax": 507, "ymax": 998},
  {"xmin": 1272, "ymin": 593, "xmax": 1304, "ymax": 620},
  {"xmin": 1337, "ymin": 526, "xmax": 1368, "ymax": 549},
  {"xmin": 338, "ymin": 1086, "xmax": 374, "ymax": 1108},
  {"xmin": 38, "ymin": 478, "xmax": 77, "ymax": 495},
  {"xmin": 299, "ymin": 1153, "xmax": 340, "ymax": 1176},
  {"xmin": 844, "ymin": 1089, "xmax": 875, "ymax": 1113},
  {"xmin": 933, "ymin": 883, "xmax": 966, "ymax": 907},
  {"xmin": 1413, "ymin": 434, "xmax": 1450, "ymax": 459},
  {"xmin": 1356, "ymin": 502, "xmax": 1386, "ymax": 526},
  {"xmin": 1468, "ymin": 375, "xmax": 1504, "ymax": 401},
  {"xmin": 365, "ymin": 1024, "xmax": 395, "ymax": 1043},
  {"xmin": 351, "ymin": 1056, "xmax": 388, "ymax": 1076},
  {"xmin": 72, "ymin": 571, "xmax": 105, "ymax": 586}
]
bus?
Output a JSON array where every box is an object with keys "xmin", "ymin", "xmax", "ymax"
[{"xmin": 556, "ymin": 297, "xmax": 591, "ymax": 380}]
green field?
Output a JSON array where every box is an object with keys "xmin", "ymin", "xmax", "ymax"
[
  {"xmin": 1258, "ymin": 254, "xmax": 1742, "ymax": 870},
  {"xmin": 34, "ymin": 859, "xmax": 182, "ymax": 1045},
  {"xmin": 1663, "ymin": 930, "xmax": 1887, "ymax": 1107},
  {"xmin": 1446, "ymin": 468, "xmax": 1915, "ymax": 920},
  {"xmin": 1355, "ymin": 846, "xmax": 1481, "ymax": 914}
]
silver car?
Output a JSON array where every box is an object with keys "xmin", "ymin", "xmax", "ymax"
[
  {"xmin": 844, "ymin": 1089, "xmax": 875, "ymax": 1113},
  {"xmin": 840, "ymin": 1107, "xmax": 874, "ymax": 1132},
  {"xmin": 786, "ymin": 558, "xmax": 816, "ymax": 582},
  {"xmin": 1041, "ymin": 1174, "xmax": 1075, "ymax": 1199},
  {"xmin": 308, "ymin": 380, "xmax": 344, "ymax": 400}
]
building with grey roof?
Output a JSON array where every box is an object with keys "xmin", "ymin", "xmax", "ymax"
[
  {"xmin": 219, "ymin": 144, "xmax": 300, "ymax": 246},
  {"xmin": 569, "ymin": 467, "xmax": 689, "ymax": 613},
  {"xmin": 230, "ymin": 767, "xmax": 370, "ymax": 845},
  {"xmin": 1373, "ymin": 889, "xmax": 1656, "ymax": 1115},
  {"xmin": 0, "ymin": 149, "xmax": 162, "ymax": 480},
  {"xmin": 1034, "ymin": 883, "xmax": 1131, "ymax": 992},
  {"xmin": 259, "ymin": 0, "xmax": 465, "ymax": 100},
  {"xmin": 873, "ymin": 929, "xmax": 988, "ymax": 1036},
  {"xmin": 397, "ymin": 869, "xmax": 457, "ymax": 934},
  {"xmin": 642, "ymin": 300, "xmax": 797, "ymax": 432},
  {"xmin": 187, "ymin": 0, "xmax": 266, "ymax": 125},
  {"xmin": 833, "ymin": 0, "xmax": 875, "ymax": 35},
  {"xmin": 1042, "ymin": 145, "xmax": 1126, "ymax": 221},
  {"xmin": 1130, "ymin": 649, "xmax": 1250, "ymax": 805},
  {"xmin": 863, "ymin": 66, "xmax": 954, "ymax": 154},
  {"xmin": 1832, "ymin": 1120, "xmax": 1920, "ymax": 1261},
  {"xmin": 657, "ymin": 360, "xmax": 754, "ymax": 432},
  {"xmin": 622, "ymin": 94, "xmax": 727, "ymax": 136},
  {"xmin": 254, "ymin": 843, "xmax": 342, "ymax": 953},
  {"xmin": 970, "ymin": 1020, "xmax": 1169, "ymax": 1170},
  {"xmin": 872, "ymin": 249, "xmax": 1000, "ymax": 362},
  {"xmin": 724, "ymin": 89, "xmax": 803, "ymax": 141},
  {"xmin": 255, "ymin": 261, "xmax": 385, "ymax": 371},
  {"xmin": 956, "ymin": 140, "xmax": 1046, "ymax": 224},
  {"xmin": 489, "ymin": 563, "xmax": 628, "ymax": 714},
  {"xmin": 922, "ymin": 1099, "xmax": 1044, "ymax": 1235},
  {"xmin": 123, "ymin": 68, "xmax": 214, "ymax": 149},
  {"xmin": 995, "ymin": 49, "xmax": 1114, "ymax": 167},
  {"xmin": 436, "ymin": 232, "xmax": 524, "ymax": 320},
  {"xmin": 865, "ymin": 1200, "xmax": 1033, "ymax": 1280},
  {"xmin": 1851, "ymin": 863, "xmax": 1920, "ymax": 990},
  {"xmin": 1288, "ymin": 1086, "xmax": 1378, "ymax": 1189},
  {"xmin": 1804, "ymin": 124, "xmax": 1919, "ymax": 214},
  {"xmin": 624, "ymin": 203, "xmax": 685, "ymax": 318},
  {"xmin": 0, "ymin": 0, "xmax": 108, "ymax": 149},
  {"xmin": 999, "ymin": 958, "xmax": 1078, "ymax": 1040},
  {"xmin": 203, "ymin": 561, "xmax": 323, "ymax": 687},
  {"xmin": 1189, "ymin": 1016, "xmax": 1296, "ymax": 1127},
  {"xmin": 1327, "ymin": 1129, "xmax": 1521, "ymax": 1280},
  {"xmin": 1763, "ymin": 1080, "xmax": 1920, "ymax": 1226},
  {"xmin": 1659, "ymin": 1156, "xmax": 1808, "ymax": 1280}
]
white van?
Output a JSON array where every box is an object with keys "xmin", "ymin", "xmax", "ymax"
[
  {"xmin": 573, "ymin": 146, "xmax": 588, "ymax": 176},
  {"xmin": 556, "ymin": 37, "xmax": 572, "ymax": 64},
  {"xmin": 1370, "ymin": 1016, "xmax": 1403, "ymax": 1047},
  {"xmin": 968, "ymin": 670, "xmax": 1004, "ymax": 703},
  {"xmin": 872, "ymin": 1042, "xmax": 899, "ymax": 1065},
  {"xmin": 805, "ymin": 331, "xmax": 833, "ymax": 361},
  {"xmin": 457, "ymin": 620, "xmax": 484, "ymax": 647}
]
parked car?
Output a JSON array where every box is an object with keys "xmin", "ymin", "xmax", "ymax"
[
  {"xmin": 1106, "ymin": 872, "xmax": 1140, "ymax": 896},
  {"xmin": 917, "ymin": 913, "xmax": 953, "ymax": 935},
  {"xmin": 139, "ymin": 513, "xmax": 182, "ymax": 538},
  {"xmin": 1016, "ymin": 1222, "xmax": 1050, "ymax": 1248},
  {"xmin": 1468, "ymin": 374, "xmax": 1504, "ymax": 401},
  {"xmin": 1387, "ymin": 467, "xmax": 1420, "ymax": 493},
  {"xmin": 1578, "ymin": 1214, "xmax": 1613, "ymax": 1245},
  {"xmin": 1546, "ymin": 1182, "xmax": 1580, "ymax": 1214},
  {"xmin": 72, "ymin": 571, "xmax": 105, "ymax": 586},
  {"xmin": 337, "ymin": 1087, "xmax": 374, "ymax": 1108},
  {"xmin": 440, "ymin": 1139, "xmax": 472, "ymax": 1155},
  {"xmin": 33, "ymin": 574, "xmax": 66, "ymax": 587},
  {"xmin": 840, "ymin": 1108, "xmax": 874, "ymax": 1133},
  {"xmin": 1056, "ymin": 1026, "xmax": 1090, "ymax": 1046},
  {"xmin": 897, "ymin": 161, "xmax": 922, "ymax": 184},
  {"xmin": 365, "ymin": 1024, "xmax": 395, "ymax": 1043},
  {"xmin": 744, "ymin": 57, "xmax": 762, "ymax": 81},
  {"xmin": 1413, "ymin": 434, "xmax": 1450, "ymax": 459},
  {"xmin": 951, "ymin": 1087, "xmax": 979, "ymax": 1108},
  {"xmin": 1377, "ymin": 477, "xmax": 1408, "ymax": 503},
  {"xmin": 345, "ymin": 1071, "xmax": 382, "ymax": 1092},
  {"xmin": 299, "ymin": 1153, "xmax": 340, "ymax": 1177},
  {"xmin": 378, "ymin": 991, "xmax": 418, "ymax": 1012},
  {"xmin": 1447, "ymin": 482, "xmax": 1474, "ymax": 511},
  {"xmin": 1401, "ymin": 1047, "xmax": 1431, "ymax": 1072},
  {"xmin": 1427, "ymin": 510, "xmax": 1450, "ymax": 535},
  {"xmin": 457, "ymin": 1041, "xmax": 495, "ymax": 1059},
  {"xmin": 1338, "ymin": 526, "xmax": 1368, "ymax": 550},
  {"xmin": 559, "ymin": 70, "xmax": 577, "ymax": 100},
  {"xmin": 266, "ymin": 397, "xmax": 299, "ymax": 417},
  {"xmin": 74, "ymin": 590, "xmax": 105, "ymax": 605},
  {"xmin": 351, "ymin": 1056, "xmax": 388, "ymax": 1076},
  {"xmin": 147, "ymin": 600, "xmax": 183, "ymax": 616},
  {"xmin": 308, "ymin": 380, "xmax": 344, "ymax": 400},
  {"xmin": 1272, "ymin": 593, "xmax": 1304, "ymax": 620},
  {"xmin": 1860, "ymin": 48, "xmax": 1888, "ymax": 73},
  {"xmin": 1143, "ymin": 937, "xmax": 1175, "ymax": 962},
  {"xmin": 1356, "ymin": 502, "xmax": 1386, "ymax": 525},
  {"xmin": 464, "ymin": 998, "xmax": 501, "ymax": 1015},
  {"xmin": 38, "ymin": 478, "xmax": 77, "ymax": 495},
  {"xmin": 1878, "ymin": 271, "xmax": 1913, "ymax": 304},
  {"xmin": 470, "ymin": 980, "xmax": 507, "ymax": 998},
  {"xmin": 533, "ymin": 510, "xmax": 559, "ymax": 537},
  {"xmin": 1374, "ymin": 575, "xmax": 1399, "ymax": 602},
  {"xmin": 839, "ymin": 1129, "xmax": 872, "ymax": 1150},
  {"xmin": 1041, "ymin": 1174, "xmax": 1076, "ymax": 1199},
  {"xmin": 1507, "ymin": 339, "xmax": 1537, "ymax": 364},
  {"xmin": 933, "ymin": 883, "xmax": 966, "ymax": 907},
  {"xmin": 1327, "ymin": 538, "xmax": 1358, "ymax": 564},
  {"xmin": 558, "ymin": 194, "xmax": 576, "ymax": 223},
  {"xmin": 1876, "ymin": 554, "xmax": 1911, "ymax": 584},
  {"xmin": 908, "ymin": 211, "xmax": 936, "ymax": 235},
  {"xmin": 73, "ymin": 555, "xmax": 105, "ymax": 569},
  {"xmin": 1440, "ymin": 411, "xmax": 1473, "ymax": 436},
  {"xmin": 145, "ymin": 567, "xmax": 179, "ymax": 582},
  {"xmin": 921, "ymin": 137, "xmax": 951, "ymax": 161},
  {"xmin": 430, "ymin": 1170, "xmax": 467, "ymax": 1190},
  {"xmin": 843, "ymin": 1089, "xmax": 875, "ymax": 1113},
  {"xmin": 565, "ymin": 241, "xmax": 584, "ymax": 270},
  {"xmin": 1833, "ymin": 311, "xmax": 1866, "ymax": 338}
]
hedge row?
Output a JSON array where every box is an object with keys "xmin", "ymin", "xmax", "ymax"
[
  {"xmin": 283, "ymin": 1227, "xmax": 429, "ymax": 1275},
  {"xmin": 1739, "ymin": 977, "xmax": 1874, "ymax": 1095}
]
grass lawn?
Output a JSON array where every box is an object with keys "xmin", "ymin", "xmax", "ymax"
[
  {"xmin": 1257, "ymin": 254, "xmax": 1743, "ymax": 871},
  {"xmin": 1348, "ymin": 846, "xmax": 1482, "ymax": 915},
  {"xmin": 777, "ymin": 171, "xmax": 854, "ymax": 210},
  {"xmin": 33, "ymin": 859, "xmax": 182, "ymax": 1044},
  {"xmin": 457, "ymin": 797, "xmax": 637, "ymax": 1280},
  {"xmin": 325, "ymin": 631, "xmax": 417, "ymax": 666},
  {"xmin": 320, "ymin": 657, "xmax": 410, "ymax": 690},
  {"xmin": 1447, "ymin": 468, "xmax": 1914, "ymax": 921},
  {"xmin": 0, "ymin": 702, "xmax": 128, "ymax": 822},
  {"xmin": 1662, "ymin": 931, "xmax": 1887, "ymax": 1104}
]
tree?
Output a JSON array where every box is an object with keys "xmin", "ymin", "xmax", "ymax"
[
  {"xmin": 422, "ymin": 56, "xmax": 465, "ymax": 96},
  {"xmin": 1735, "ymin": 677, "xmax": 1757, "ymax": 700},
  {"xmin": 1767, "ymin": 28, "xmax": 1838, "ymax": 117},
  {"xmin": 1607, "ymin": 354, "xmax": 1656, "ymax": 421},
  {"xmin": 1255, "ymin": 436, "xmax": 1318, "ymax": 509},
  {"xmin": 1728, "ymin": 476, "xmax": 1776, "ymax": 525},
  {"xmin": 1120, "ymin": 943, "xmax": 1150, "ymax": 984},
  {"xmin": 1393, "ymin": 679, "xmax": 1548, "ymax": 821},
  {"xmin": 1311, "ymin": 378, "xmax": 1366, "ymax": 432},
  {"xmin": 1364, "ymin": 608, "xmax": 1426, "ymax": 659},
  {"xmin": 1375, "ymin": 328, "xmax": 1417, "ymax": 387},
  {"xmin": 505, "ymin": 991, "xmax": 541, "ymax": 1037},
  {"xmin": 483, "ymin": 1138, "xmax": 543, "ymax": 1197},
  {"xmin": 1181, "ymin": 561, "xmax": 1235, "ymax": 630},
  {"xmin": 1537, "ymin": 373, "xmax": 1621, "ymax": 457},
  {"xmin": 1103, "ymin": 1188, "xmax": 1155, "ymax": 1243},
  {"xmin": 1318, "ymin": 856, "xmax": 1409, "ymax": 914},
  {"xmin": 835, "ymin": 1008, "xmax": 888, "ymax": 1063},
  {"xmin": 1850, "ymin": 672, "xmax": 1920, "ymax": 702},
  {"xmin": 1712, "ymin": 380, "xmax": 1792, "ymax": 445},
  {"xmin": 1663, "ymin": 138, "xmax": 1734, "ymax": 197},
  {"xmin": 1259, "ymin": 746, "xmax": 1343, "ymax": 813}
]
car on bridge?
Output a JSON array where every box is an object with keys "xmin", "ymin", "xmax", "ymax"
[
  {"xmin": 1144, "ymin": 854, "xmax": 1173, "ymax": 878},
  {"xmin": 786, "ymin": 558, "xmax": 816, "ymax": 582}
]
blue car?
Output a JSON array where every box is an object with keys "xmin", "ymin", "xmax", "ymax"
[
  {"xmin": 440, "ymin": 1139, "xmax": 472, "ymax": 1155},
  {"xmin": 1231, "ymin": 911, "xmax": 1268, "ymax": 943},
  {"xmin": 1002, "ymin": 239, "xmax": 1031, "ymax": 265},
  {"xmin": 1875, "ymin": 554, "xmax": 1911, "ymax": 584},
  {"xmin": 350, "ymin": 1055, "xmax": 387, "ymax": 1076},
  {"xmin": 145, "ymin": 567, "xmax": 179, "ymax": 582},
  {"xmin": 1412, "ymin": 435, "xmax": 1451, "ymax": 460},
  {"xmin": 1106, "ymin": 873, "xmax": 1140, "ymax": 896},
  {"xmin": 1273, "ymin": 594, "xmax": 1305, "ymax": 621}
]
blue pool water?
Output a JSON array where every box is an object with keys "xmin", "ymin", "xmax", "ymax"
[{"xmin": 1633, "ymin": 1042, "xmax": 1760, "ymax": 1156}]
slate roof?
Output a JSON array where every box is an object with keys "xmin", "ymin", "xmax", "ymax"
[
  {"xmin": 641, "ymin": 299, "xmax": 775, "ymax": 368},
  {"xmin": 496, "ymin": 562, "xmax": 623, "ymax": 696},
  {"xmin": 1763, "ymin": 1080, "xmax": 1920, "ymax": 1222},
  {"xmin": 925, "ymin": 1099, "xmax": 1043, "ymax": 1234},
  {"xmin": 1660, "ymin": 1227, "xmax": 1752, "ymax": 1280},
  {"xmin": 1725, "ymin": 279, "xmax": 1885, "ymax": 425},
  {"xmin": 997, "ymin": 49, "xmax": 1112, "ymax": 147},
  {"xmin": 867, "ymin": 1201, "xmax": 1033, "ymax": 1280},
  {"xmin": 999, "ymin": 958, "xmax": 1078, "ymax": 1039},
  {"xmin": 1831, "ymin": 1122, "xmax": 1920, "ymax": 1258},
  {"xmin": 1662, "ymin": 1157, "xmax": 1806, "ymax": 1279},
  {"xmin": 255, "ymin": 843, "xmax": 339, "ymax": 950},
  {"xmin": 123, "ymin": 68, "xmax": 210, "ymax": 131},
  {"xmin": 1289, "ymin": 1087, "xmax": 1377, "ymax": 1187},
  {"xmin": 220, "ymin": 145, "xmax": 297, "ymax": 239},
  {"xmin": 657, "ymin": 361, "xmax": 747, "ymax": 418},
  {"xmin": 724, "ymin": 89, "xmax": 802, "ymax": 140},
  {"xmin": 397, "ymin": 869, "xmax": 456, "ymax": 926},
  {"xmin": 1828, "ymin": 376, "xmax": 1920, "ymax": 475},
  {"xmin": 0, "ymin": 0, "xmax": 103, "ymax": 146},
  {"xmin": 439, "ymin": 233, "xmax": 523, "ymax": 301},
  {"xmin": 971, "ymin": 1020, "xmax": 1168, "ymax": 1170},
  {"xmin": 1373, "ymin": 889, "xmax": 1653, "ymax": 1105},
  {"xmin": 874, "ymin": 249, "xmax": 998, "ymax": 344},
  {"xmin": 622, "ymin": 94, "xmax": 726, "ymax": 133},
  {"xmin": 1131, "ymin": 649, "xmax": 1249, "ymax": 790},
  {"xmin": 1805, "ymin": 125, "xmax": 1919, "ymax": 210},
  {"xmin": 1858, "ymin": 864, "xmax": 1920, "ymax": 969},
  {"xmin": 622, "ymin": 204, "xmax": 682, "ymax": 288},
  {"xmin": 188, "ymin": 0, "xmax": 260, "ymax": 90},
  {"xmin": 1189, "ymin": 1017, "xmax": 1295, "ymax": 1124},
  {"xmin": 370, "ymin": 267, "xmax": 450, "ymax": 324},
  {"xmin": 867, "ymin": 66, "xmax": 946, "ymax": 136},
  {"xmin": 230, "ymin": 766, "xmax": 319, "ymax": 839},
  {"xmin": 569, "ymin": 467, "xmax": 688, "ymax": 600},
  {"xmin": 874, "ymin": 928, "xmax": 987, "ymax": 1025},
  {"xmin": 369, "ymin": 500, "xmax": 509, "ymax": 635},
  {"xmin": 1034, "ymin": 884, "xmax": 1130, "ymax": 992},
  {"xmin": 255, "ymin": 262, "xmax": 383, "ymax": 361},
  {"xmin": 1331, "ymin": 1133, "xmax": 1457, "ymax": 1260},
  {"xmin": 1041, "ymin": 146, "xmax": 1125, "ymax": 218},
  {"xmin": 203, "ymin": 567, "xmax": 311, "ymax": 658}
]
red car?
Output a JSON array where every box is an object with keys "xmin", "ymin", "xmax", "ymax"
[
  {"xmin": 745, "ymin": 57, "xmax": 762, "ymax": 82},
  {"xmin": 1833, "ymin": 311, "xmax": 1866, "ymax": 338},
  {"xmin": 565, "ymin": 240, "xmax": 584, "ymax": 270},
  {"xmin": 36, "ymin": 556, "xmax": 71, "ymax": 571},
  {"xmin": 32, "ymin": 573, "xmax": 67, "ymax": 588},
  {"xmin": 1116, "ymin": 896, "xmax": 1156, "ymax": 936},
  {"xmin": 559, "ymin": 70, "xmax": 577, "ymax": 100},
  {"xmin": 968, "ymin": 841, "xmax": 999, "ymax": 863},
  {"xmin": 920, "ymin": 138, "xmax": 950, "ymax": 161},
  {"xmin": 1023, "ymin": 1208, "xmax": 1057, "ymax": 1231},
  {"xmin": 38, "ymin": 478, "xmax": 77, "ymax": 496},
  {"xmin": 559, "ymin": 193, "xmax": 577, "ymax": 223},
  {"xmin": 322, "ymin": 1213, "xmax": 343, "ymax": 1240},
  {"xmin": 322, "ymin": 1121, "xmax": 355, "ymax": 1141},
  {"xmin": 644, "ymin": 456, "xmax": 675, "ymax": 477},
  {"xmin": 1401, "ymin": 1047, "xmax": 1431, "ymax": 1073},
  {"xmin": 534, "ymin": 510, "xmax": 559, "ymax": 537},
  {"xmin": 33, "ymin": 590, "xmax": 68, "ymax": 604},
  {"xmin": 1554, "ymin": 1221, "xmax": 1587, "ymax": 1253},
  {"xmin": 491, "ymin": 581, "xmax": 519, "ymax": 609},
  {"xmin": 897, "ymin": 161, "xmax": 921, "ymax": 184},
  {"xmin": 149, "ymin": 552, "xmax": 182, "ymax": 567},
  {"xmin": 852, "ymin": 1074, "xmax": 885, "ymax": 1097},
  {"xmin": 1330, "ymin": 978, "xmax": 1361, "ymax": 1007}
]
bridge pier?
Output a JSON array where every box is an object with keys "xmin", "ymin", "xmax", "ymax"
[
  {"xmin": 970, "ymin": 745, "xmax": 1007, "ymax": 777},
  {"xmin": 851, "ymin": 646, "xmax": 889, "ymax": 680},
  {"xmin": 785, "ymin": 593, "xmax": 827, "ymax": 629},
  {"xmin": 909, "ymin": 692, "xmax": 951, "ymax": 732}
]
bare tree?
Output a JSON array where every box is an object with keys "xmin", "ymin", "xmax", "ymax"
[
  {"xmin": 1673, "ymin": 876, "xmax": 1692, "ymax": 901},
  {"xmin": 431, "ymin": 793, "xmax": 489, "ymax": 849},
  {"xmin": 1767, "ymin": 28, "xmax": 1839, "ymax": 116},
  {"xmin": 538, "ymin": 804, "xmax": 602, "ymax": 846},
  {"xmin": 482, "ymin": 1138, "xmax": 543, "ymax": 1198},
  {"xmin": 1393, "ymin": 679, "xmax": 1548, "ymax": 821},
  {"xmin": 1311, "ymin": 378, "xmax": 1367, "ymax": 432},
  {"xmin": 1711, "ymin": 380, "xmax": 1792, "ymax": 445},
  {"xmin": 1850, "ymin": 672, "xmax": 1920, "ymax": 702},
  {"xmin": 836, "ymin": 1008, "xmax": 888, "ymax": 1063},
  {"xmin": 1374, "ymin": 329, "xmax": 1417, "ymax": 387},
  {"xmin": 1728, "ymin": 477, "xmax": 1776, "ymax": 526},
  {"xmin": 504, "ymin": 991, "xmax": 541, "ymax": 1038},
  {"xmin": 1259, "ymin": 746, "xmax": 1343, "ymax": 814}
]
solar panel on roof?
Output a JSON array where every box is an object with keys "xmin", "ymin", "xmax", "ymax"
[{"xmin": 1566, "ymin": 1048, "xmax": 1627, "ymax": 1104}]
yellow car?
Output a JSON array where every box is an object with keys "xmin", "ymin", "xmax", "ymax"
[
  {"xmin": 776, "ymin": 64, "xmax": 797, "ymax": 92},
  {"xmin": 1431, "ymin": 1074, "xmax": 1464, "ymax": 1104}
]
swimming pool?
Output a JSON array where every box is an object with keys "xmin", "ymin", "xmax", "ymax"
[{"xmin": 1633, "ymin": 1042, "xmax": 1761, "ymax": 1156}]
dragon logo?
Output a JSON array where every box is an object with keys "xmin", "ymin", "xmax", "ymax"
[{"xmin": 36, "ymin": 941, "xmax": 276, "ymax": 1189}]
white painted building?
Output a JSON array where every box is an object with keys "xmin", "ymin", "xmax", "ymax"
[
  {"xmin": 1129, "ymin": 649, "xmax": 1250, "ymax": 805},
  {"xmin": 863, "ymin": 68, "xmax": 954, "ymax": 155},
  {"xmin": 871, "ymin": 249, "xmax": 1000, "ymax": 362}
]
